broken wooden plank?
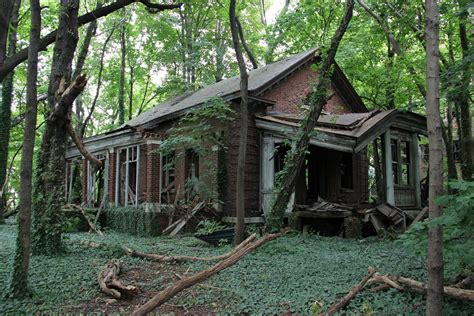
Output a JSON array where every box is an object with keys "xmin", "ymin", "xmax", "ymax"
[{"xmin": 169, "ymin": 201, "xmax": 205, "ymax": 237}]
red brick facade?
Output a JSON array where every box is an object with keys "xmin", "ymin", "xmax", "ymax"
[
  {"xmin": 76, "ymin": 60, "xmax": 368, "ymax": 218},
  {"xmin": 262, "ymin": 62, "xmax": 352, "ymax": 115}
]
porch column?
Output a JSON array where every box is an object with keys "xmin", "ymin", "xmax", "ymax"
[
  {"xmin": 383, "ymin": 131, "xmax": 395, "ymax": 205},
  {"xmin": 411, "ymin": 133, "xmax": 421, "ymax": 208},
  {"xmin": 261, "ymin": 133, "xmax": 275, "ymax": 215}
]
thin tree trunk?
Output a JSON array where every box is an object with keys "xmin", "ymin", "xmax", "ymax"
[
  {"xmin": 0, "ymin": 0, "xmax": 21, "ymax": 224},
  {"xmin": 265, "ymin": 0, "xmax": 355, "ymax": 232},
  {"xmin": 445, "ymin": 103, "xmax": 458, "ymax": 181},
  {"xmin": 235, "ymin": 17, "xmax": 258, "ymax": 69},
  {"xmin": 0, "ymin": 0, "xmax": 14, "ymax": 68},
  {"xmin": 128, "ymin": 65, "xmax": 134, "ymax": 120},
  {"xmin": 425, "ymin": 0, "xmax": 444, "ymax": 314},
  {"xmin": 457, "ymin": 0, "xmax": 472, "ymax": 180},
  {"xmin": 230, "ymin": 0, "xmax": 248, "ymax": 245},
  {"xmin": 118, "ymin": 18, "xmax": 126, "ymax": 125},
  {"xmin": 9, "ymin": 0, "xmax": 40, "ymax": 298}
]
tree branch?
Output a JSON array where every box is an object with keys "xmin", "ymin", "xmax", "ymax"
[
  {"xmin": 236, "ymin": 17, "xmax": 258, "ymax": 69},
  {"xmin": 0, "ymin": 0, "xmax": 182, "ymax": 81}
]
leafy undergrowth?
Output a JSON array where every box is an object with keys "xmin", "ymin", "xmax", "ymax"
[{"xmin": 0, "ymin": 223, "xmax": 472, "ymax": 315}]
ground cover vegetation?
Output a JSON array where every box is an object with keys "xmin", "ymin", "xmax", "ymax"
[
  {"xmin": 1, "ymin": 221, "xmax": 472, "ymax": 314},
  {"xmin": 0, "ymin": 0, "xmax": 472, "ymax": 313}
]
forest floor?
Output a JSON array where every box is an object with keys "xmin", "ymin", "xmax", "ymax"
[{"xmin": 1, "ymin": 221, "xmax": 473, "ymax": 315}]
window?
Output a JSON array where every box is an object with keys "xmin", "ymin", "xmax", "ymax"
[
  {"xmin": 185, "ymin": 149, "xmax": 200, "ymax": 198},
  {"xmin": 116, "ymin": 146, "xmax": 140, "ymax": 206},
  {"xmin": 391, "ymin": 139, "xmax": 411, "ymax": 186},
  {"xmin": 161, "ymin": 153, "xmax": 175, "ymax": 204},
  {"xmin": 340, "ymin": 153, "xmax": 353, "ymax": 190}
]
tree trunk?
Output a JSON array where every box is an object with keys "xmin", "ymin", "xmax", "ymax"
[
  {"xmin": 0, "ymin": 0, "xmax": 14, "ymax": 68},
  {"xmin": 457, "ymin": 0, "xmax": 472, "ymax": 181},
  {"xmin": 0, "ymin": 0, "xmax": 20, "ymax": 224},
  {"xmin": 32, "ymin": 0, "xmax": 81, "ymax": 256},
  {"xmin": 444, "ymin": 103, "xmax": 458, "ymax": 181},
  {"xmin": 229, "ymin": 0, "xmax": 248, "ymax": 245},
  {"xmin": 118, "ymin": 18, "xmax": 126, "ymax": 125},
  {"xmin": 235, "ymin": 17, "xmax": 258, "ymax": 69},
  {"xmin": 8, "ymin": 0, "xmax": 40, "ymax": 298},
  {"xmin": 265, "ymin": 0, "xmax": 355, "ymax": 232},
  {"xmin": 425, "ymin": 0, "xmax": 444, "ymax": 314}
]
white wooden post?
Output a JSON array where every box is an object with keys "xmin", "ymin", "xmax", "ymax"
[
  {"xmin": 135, "ymin": 145, "xmax": 140, "ymax": 207},
  {"xmin": 383, "ymin": 131, "xmax": 395, "ymax": 205},
  {"xmin": 115, "ymin": 150, "xmax": 120, "ymax": 206},
  {"xmin": 104, "ymin": 152, "xmax": 109, "ymax": 207},
  {"xmin": 125, "ymin": 148, "xmax": 130, "ymax": 207},
  {"xmin": 412, "ymin": 133, "xmax": 421, "ymax": 208},
  {"xmin": 261, "ymin": 134, "xmax": 275, "ymax": 215}
]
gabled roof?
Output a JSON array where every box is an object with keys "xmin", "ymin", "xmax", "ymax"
[
  {"xmin": 255, "ymin": 109, "xmax": 427, "ymax": 153},
  {"xmin": 126, "ymin": 48, "xmax": 318, "ymax": 129},
  {"xmin": 124, "ymin": 48, "xmax": 367, "ymax": 130}
]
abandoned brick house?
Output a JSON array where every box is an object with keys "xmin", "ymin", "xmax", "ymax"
[{"xmin": 65, "ymin": 48, "xmax": 427, "ymax": 227}]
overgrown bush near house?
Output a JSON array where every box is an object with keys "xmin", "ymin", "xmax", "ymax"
[
  {"xmin": 159, "ymin": 97, "xmax": 235, "ymax": 202},
  {"xmin": 106, "ymin": 206, "xmax": 163, "ymax": 236},
  {"xmin": 398, "ymin": 180, "xmax": 474, "ymax": 280}
]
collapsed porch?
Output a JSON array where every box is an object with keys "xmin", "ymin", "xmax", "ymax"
[{"xmin": 256, "ymin": 109, "xmax": 427, "ymax": 231}]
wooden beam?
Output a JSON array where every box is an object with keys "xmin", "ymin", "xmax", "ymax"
[{"xmin": 383, "ymin": 131, "xmax": 395, "ymax": 205}]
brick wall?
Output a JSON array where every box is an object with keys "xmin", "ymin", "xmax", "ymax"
[
  {"xmin": 144, "ymin": 143, "xmax": 160, "ymax": 203},
  {"xmin": 108, "ymin": 153, "xmax": 116, "ymax": 204},
  {"xmin": 262, "ymin": 62, "xmax": 352, "ymax": 115},
  {"xmin": 222, "ymin": 102, "xmax": 261, "ymax": 217}
]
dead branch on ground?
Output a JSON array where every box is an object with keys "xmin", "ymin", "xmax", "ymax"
[
  {"xmin": 124, "ymin": 233, "xmax": 257, "ymax": 263},
  {"xmin": 131, "ymin": 231, "xmax": 284, "ymax": 315},
  {"xmin": 319, "ymin": 267, "xmax": 376, "ymax": 315},
  {"xmin": 98, "ymin": 260, "xmax": 138, "ymax": 299},
  {"xmin": 368, "ymin": 272, "xmax": 474, "ymax": 301}
]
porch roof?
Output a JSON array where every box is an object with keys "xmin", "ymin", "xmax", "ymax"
[{"xmin": 255, "ymin": 109, "xmax": 427, "ymax": 153}]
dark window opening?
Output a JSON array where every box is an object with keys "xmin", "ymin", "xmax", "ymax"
[
  {"xmin": 340, "ymin": 153, "xmax": 353, "ymax": 190},
  {"xmin": 185, "ymin": 149, "xmax": 200, "ymax": 199},
  {"xmin": 161, "ymin": 153, "xmax": 176, "ymax": 204}
]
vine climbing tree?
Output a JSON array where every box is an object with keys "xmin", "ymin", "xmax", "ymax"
[{"xmin": 265, "ymin": 0, "xmax": 355, "ymax": 232}]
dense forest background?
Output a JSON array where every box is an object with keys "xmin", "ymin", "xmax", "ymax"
[{"xmin": 0, "ymin": 0, "xmax": 471, "ymax": 213}]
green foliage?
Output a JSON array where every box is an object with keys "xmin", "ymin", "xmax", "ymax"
[
  {"xmin": 398, "ymin": 181, "xmax": 474, "ymax": 279},
  {"xmin": 106, "ymin": 206, "xmax": 163, "ymax": 236},
  {"xmin": 1, "ymin": 224, "xmax": 473, "ymax": 314},
  {"xmin": 195, "ymin": 220, "xmax": 229, "ymax": 236},
  {"xmin": 159, "ymin": 97, "xmax": 235, "ymax": 201}
]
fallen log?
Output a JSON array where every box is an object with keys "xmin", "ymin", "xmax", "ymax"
[
  {"xmin": 98, "ymin": 260, "xmax": 138, "ymax": 299},
  {"xmin": 369, "ymin": 273, "xmax": 474, "ymax": 301},
  {"xmin": 320, "ymin": 267, "xmax": 376, "ymax": 316},
  {"xmin": 124, "ymin": 233, "xmax": 257, "ymax": 263},
  {"xmin": 131, "ymin": 231, "xmax": 284, "ymax": 316}
]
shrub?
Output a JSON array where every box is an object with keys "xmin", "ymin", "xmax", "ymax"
[
  {"xmin": 398, "ymin": 180, "xmax": 474, "ymax": 279},
  {"xmin": 106, "ymin": 206, "xmax": 164, "ymax": 236}
]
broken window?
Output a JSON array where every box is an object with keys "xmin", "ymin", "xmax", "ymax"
[
  {"xmin": 185, "ymin": 149, "xmax": 200, "ymax": 199},
  {"xmin": 391, "ymin": 139, "xmax": 411, "ymax": 186},
  {"xmin": 161, "ymin": 153, "xmax": 176, "ymax": 204},
  {"xmin": 87, "ymin": 153, "xmax": 107, "ymax": 207},
  {"xmin": 340, "ymin": 153, "xmax": 353, "ymax": 190},
  {"xmin": 65, "ymin": 159, "xmax": 83, "ymax": 204},
  {"xmin": 116, "ymin": 146, "xmax": 140, "ymax": 207}
]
